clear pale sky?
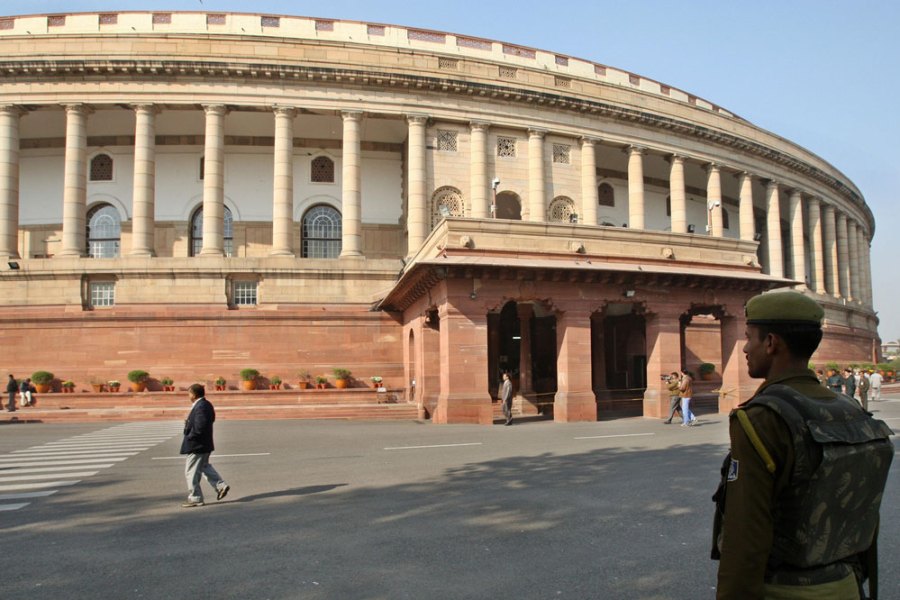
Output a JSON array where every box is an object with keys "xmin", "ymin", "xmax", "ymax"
[{"xmin": 5, "ymin": 1, "xmax": 899, "ymax": 342}]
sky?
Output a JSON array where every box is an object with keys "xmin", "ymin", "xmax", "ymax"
[{"xmin": 4, "ymin": 1, "xmax": 899, "ymax": 340}]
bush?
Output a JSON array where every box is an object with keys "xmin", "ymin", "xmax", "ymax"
[
  {"xmin": 160, "ymin": 377, "xmax": 174, "ymax": 386},
  {"xmin": 332, "ymin": 368, "xmax": 352, "ymax": 381},
  {"xmin": 127, "ymin": 370, "xmax": 149, "ymax": 383},
  {"xmin": 240, "ymin": 368, "xmax": 260, "ymax": 381},
  {"xmin": 825, "ymin": 361, "xmax": 840, "ymax": 372},
  {"xmin": 270, "ymin": 376, "xmax": 282, "ymax": 385},
  {"xmin": 315, "ymin": 375, "xmax": 328, "ymax": 384},
  {"xmin": 31, "ymin": 371, "xmax": 54, "ymax": 385},
  {"xmin": 215, "ymin": 376, "xmax": 226, "ymax": 385},
  {"xmin": 698, "ymin": 363, "xmax": 715, "ymax": 375}
]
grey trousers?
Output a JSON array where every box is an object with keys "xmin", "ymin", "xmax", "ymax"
[{"xmin": 184, "ymin": 452, "xmax": 226, "ymax": 502}]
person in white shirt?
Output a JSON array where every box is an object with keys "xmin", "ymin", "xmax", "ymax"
[{"xmin": 869, "ymin": 371, "xmax": 883, "ymax": 402}]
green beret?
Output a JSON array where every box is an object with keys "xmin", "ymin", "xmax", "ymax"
[{"xmin": 745, "ymin": 291, "xmax": 824, "ymax": 325}]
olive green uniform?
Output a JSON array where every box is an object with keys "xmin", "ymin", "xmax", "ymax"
[{"xmin": 715, "ymin": 370, "xmax": 863, "ymax": 600}]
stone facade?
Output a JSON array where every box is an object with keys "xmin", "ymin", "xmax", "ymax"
[{"xmin": 0, "ymin": 11, "xmax": 879, "ymax": 423}]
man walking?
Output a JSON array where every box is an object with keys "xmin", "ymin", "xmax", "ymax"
[
  {"xmin": 180, "ymin": 383, "xmax": 230, "ymax": 507},
  {"xmin": 711, "ymin": 291, "xmax": 893, "ymax": 599},
  {"xmin": 869, "ymin": 370, "xmax": 883, "ymax": 402},
  {"xmin": 500, "ymin": 372, "xmax": 513, "ymax": 426},
  {"xmin": 6, "ymin": 374, "xmax": 17, "ymax": 411}
]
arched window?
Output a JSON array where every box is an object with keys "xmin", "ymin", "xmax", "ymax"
[
  {"xmin": 90, "ymin": 154, "xmax": 113, "ymax": 181},
  {"xmin": 495, "ymin": 191, "xmax": 522, "ymax": 220},
  {"xmin": 311, "ymin": 156, "xmax": 335, "ymax": 183},
  {"xmin": 86, "ymin": 204, "xmax": 121, "ymax": 257},
  {"xmin": 302, "ymin": 205, "xmax": 342, "ymax": 258},
  {"xmin": 190, "ymin": 206, "xmax": 234, "ymax": 257},
  {"xmin": 598, "ymin": 183, "xmax": 615, "ymax": 207},
  {"xmin": 548, "ymin": 196, "xmax": 576, "ymax": 222},
  {"xmin": 431, "ymin": 186, "xmax": 464, "ymax": 227}
]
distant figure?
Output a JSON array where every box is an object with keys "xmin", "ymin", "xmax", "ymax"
[
  {"xmin": 500, "ymin": 372, "xmax": 513, "ymax": 426},
  {"xmin": 858, "ymin": 371, "xmax": 870, "ymax": 411},
  {"xmin": 19, "ymin": 377, "xmax": 32, "ymax": 407},
  {"xmin": 815, "ymin": 369, "xmax": 825, "ymax": 386},
  {"xmin": 842, "ymin": 368, "xmax": 856, "ymax": 399},
  {"xmin": 679, "ymin": 370, "xmax": 696, "ymax": 426},
  {"xmin": 6, "ymin": 374, "xmax": 17, "ymax": 411},
  {"xmin": 826, "ymin": 370, "xmax": 843, "ymax": 393},
  {"xmin": 869, "ymin": 370, "xmax": 883, "ymax": 402},
  {"xmin": 663, "ymin": 372, "xmax": 683, "ymax": 424},
  {"xmin": 180, "ymin": 383, "xmax": 230, "ymax": 508}
]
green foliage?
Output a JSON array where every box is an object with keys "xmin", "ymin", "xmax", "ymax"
[
  {"xmin": 127, "ymin": 370, "xmax": 149, "ymax": 383},
  {"xmin": 240, "ymin": 368, "xmax": 260, "ymax": 381},
  {"xmin": 215, "ymin": 376, "xmax": 226, "ymax": 385},
  {"xmin": 160, "ymin": 377, "xmax": 173, "ymax": 385},
  {"xmin": 332, "ymin": 368, "xmax": 352, "ymax": 381},
  {"xmin": 315, "ymin": 375, "xmax": 328, "ymax": 384},
  {"xmin": 825, "ymin": 361, "xmax": 840, "ymax": 372},
  {"xmin": 31, "ymin": 371, "xmax": 54, "ymax": 384},
  {"xmin": 298, "ymin": 370, "xmax": 311, "ymax": 380},
  {"xmin": 698, "ymin": 363, "xmax": 715, "ymax": 374},
  {"xmin": 270, "ymin": 376, "xmax": 282, "ymax": 385}
]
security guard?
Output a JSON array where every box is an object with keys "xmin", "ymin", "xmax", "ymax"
[{"xmin": 711, "ymin": 291, "xmax": 893, "ymax": 599}]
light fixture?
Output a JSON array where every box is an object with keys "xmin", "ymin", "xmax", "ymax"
[
  {"xmin": 687, "ymin": 224, "xmax": 695, "ymax": 233},
  {"xmin": 469, "ymin": 291, "xmax": 477, "ymax": 300},
  {"xmin": 491, "ymin": 177, "xmax": 500, "ymax": 190},
  {"xmin": 569, "ymin": 213, "xmax": 579, "ymax": 223},
  {"xmin": 7, "ymin": 261, "xmax": 19, "ymax": 270},
  {"xmin": 624, "ymin": 290, "xmax": 635, "ymax": 298},
  {"xmin": 753, "ymin": 232, "xmax": 763, "ymax": 242}
]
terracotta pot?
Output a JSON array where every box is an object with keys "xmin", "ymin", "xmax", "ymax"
[
  {"xmin": 92, "ymin": 384, "xmax": 104, "ymax": 393},
  {"xmin": 270, "ymin": 384, "xmax": 281, "ymax": 390},
  {"xmin": 700, "ymin": 372, "xmax": 714, "ymax": 381},
  {"xmin": 34, "ymin": 383, "xmax": 51, "ymax": 393},
  {"xmin": 130, "ymin": 382, "xmax": 146, "ymax": 392},
  {"xmin": 241, "ymin": 380, "xmax": 257, "ymax": 391},
  {"xmin": 297, "ymin": 381, "xmax": 310, "ymax": 390},
  {"xmin": 316, "ymin": 383, "xmax": 327, "ymax": 389},
  {"xmin": 335, "ymin": 379, "xmax": 349, "ymax": 389},
  {"xmin": 109, "ymin": 385, "xmax": 121, "ymax": 392},
  {"xmin": 215, "ymin": 384, "xmax": 226, "ymax": 391}
]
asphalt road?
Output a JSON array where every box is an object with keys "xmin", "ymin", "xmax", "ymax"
[{"xmin": 1, "ymin": 397, "xmax": 898, "ymax": 600}]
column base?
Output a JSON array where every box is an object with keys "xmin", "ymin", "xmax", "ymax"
[
  {"xmin": 198, "ymin": 248, "xmax": 224, "ymax": 257},
  {"xmin": 268, "ymin": 250, "xmax": 295, "ymax": 257},
  {"xmin": 128, "ymin": 250, "xmax": 156, "ymax": 257},
  {"xmin": 512, "ymin": 393, "xmax": 541, "ymax": 416},
  {"xmin": 553, "ymin": 391, "xmax": 597, "ymax": 422},
  {"xmin": 433, "ymin": 392, "xmax": 493, "ymax": 425},
  {"xmin": 339, "ymin": 251, "xmax": 363, "ymax": 259},
  {"xmin": 642, "ymin": 385, "xmax": 669, "ymax": 418}
]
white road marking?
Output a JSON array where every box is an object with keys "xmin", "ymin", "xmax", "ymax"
[
  {"xmin": 0, "ymin": 480, "xmax": 80, "ymax": 492},
  {"xmin": 0, "ymin": 503, "xmax": 29, "ymax": 511},
  {"xmin": 384, "ymin": 442, "xmax": 483, "ymax": 451},
  {"xmin": 0, "ymin": 457, "xmax": 129, "ymax": 467},
  {"xmin": 0, "ymin": 490, "xmax": 57, "ymax": 501},
  {"xmin": 0, "ymin": 471, "xmax": 99, "ymax": 483},
  {"xmin": 0, "ymin": 464, "xmax": 115, "ymax": 475},
  {"xmin": 0, "ymin": 454, "xmax": 137, "ymax": 463},
  {"xmin": 574, "ymin": 433, "xmax": 656, "ymax": 440},
  {"xmin": 151, "ymin": 452, "xmax": 271, "ymax": 460},
  {"xmin": 12, "ymin": 449, "xmax": 148, "ymax": 456}
]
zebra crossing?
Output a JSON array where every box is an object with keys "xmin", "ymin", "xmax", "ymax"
[{"xmin": 0, "ymin": 421, "xmax": 182, "ymax": 511}]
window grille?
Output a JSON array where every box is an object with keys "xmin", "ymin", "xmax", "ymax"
[
  {"xmin": 207, "ymin": 14, "xmax": 226, "ymax": 25},
  {"xmin": 90, "ymin": 282, "xmax": 115, "ymax": 308},
  {"xmin": 408, "ymin": 29, "xmax": 445, "ymax": 43},
  {"xmin": 598, "ymin": 183, "xmax": 615, "ymax": 207},
  {"xmin": 437, "ymin": 131, "xmax": 457, "ymax": 152},
  {"xmin": 0, "ymin": 19, "xmax": 14, "ymax": 30},
  {"xmin": 190, "ymin": 207, "xmax": 234, "ymax": 257},
  {"xmin": 431, "ymin": 187, "xmax": 464, "ymax": 227},
  {"xmin": 367, "ymin": 24, "xmax": 385, "ymax": 36},
  {"xmin": 302, "ymin": 205, "xmax": 342, "ymax": 258},
  {"xmin": 86, "ymin": 204, "xmax": 121, "ymax": 258},
  {"xmin": 48, "ymin": 15, "xmax": 66, "ymax": 27},
  {"xmin": 233, "ymin": 281, "xmax": 258, "ymax": 306},
  {"xmin": 555, "ymin": 55, "xmax": 569, "ymax": 66},
  {"xmin": 152, "ymin": 13, "xmax": 171, "ymax": 25},
  {"xmin": 502, "ymin": 44, "xmax": 535, "ymax": 59},
  {"xmin": 497, "ymin": 136, "xmax": 516, "ymax": 158},
  {"xmin": 261, "ymin": 16, "xmax": 280, "ymax": 28},
  {"xmin": 315, "ymin": 20, "xmax": 334, "ymax": 32},
  {"xmin": 594, "ymin": 65, "xmax": 607, "ymax": 76},
  {"xmin": 99, "ymin": 14, "xmax": 117, "ymax": 25},
  {"xmin": 438, "ymin": 58, "xmax": 459, "ymax": 70},
  {"xmin": 552, "ymin": 144, "xmax": 571, "ymax": 164},
  {"xmin": 457, "ymin": 37, "xmax": 491, "ymax": 50},
  {"xmin": 311, "ymin": 156, "xmax": 335, "ymax": 183},
  {"xmin": 554, "ymin": 76, "xmax": 571, "ymax": 88},
  {"xmin": 549, "ymin": 197, "xmax": 576, "ymax": 222},
  {"xmin": 499, "ymin": 66, "xmax": 517, "ymax": 79},
  {"xmin": 90, "ymin": 154, "xmax": 113, "ymax": 181}
]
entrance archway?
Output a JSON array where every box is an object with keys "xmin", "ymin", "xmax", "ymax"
[
  {"xmin": 680, "ymin": 305, "xmax": 725, "ymax": 415},
  {"xmin": 593, "ymin": 302, "xmax": 646, "ymax": 415}
]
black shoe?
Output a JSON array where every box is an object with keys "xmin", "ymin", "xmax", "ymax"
[
  {"xmin": 663, "ymin": 419, "xmax": 671, "ymax": 424},
  {"xmin": 216, "ymin": 484, "xmax": 230, "ymax": 501},
  {"xmin": 181, "ymin": 500, "xmax": 205, "ymax": 508}
]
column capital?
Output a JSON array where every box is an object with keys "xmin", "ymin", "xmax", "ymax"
[
  {"xmin": 737, "ymin": 171, "xmax": 754, "ymax": 182},
  {"xmin": 406, "ymin": 114, "xmax": 429, "ymax": 126},
  {"xmin": 63, "ymin": 103, "xmax": 93, "ymax": 116},
  {"xmin": 705, "ymin": 162, "xmax": 721, "ymax": 173},
  {"xmin": 469, "ymin": 120, "xmax": 491, "ymax": 132},
  {"xmin": 665, "ymin": 153, "xmax": 687, "ymax": 165},
  {"xmin": 202, "ymin": 104, "xmax": 228, "ymax": 117},
  {"xmin": 0, "ymin": 105, "xmax": 26, "ymax": 117},
  {"xmin": 342, "ymin": 110, "xmax": 364, "ymax": 122},
  {"xmin": 273, "ymin": 105, "xmax": 297, "ymax": 118},
  {"xmin": 626, "ymin": 145, "xmax": 646, "ymax": 156},
  {"xmin": 765, "ymin": 179, "xmax": 779, "ymax": 191},
  {"xmin": 580, "ymin": 136, "xmax": 600, "ymax": 146},
  {"xmin": 527, "ymin": 128, "xmax": 547, "ymax": 139},
  {"xmin": 130, "ymin": 103, "xmax": 159, "ymax": 115},
  {"xmin": 788, "ymin": 188, "xmax": 803, "ymax": 200}
]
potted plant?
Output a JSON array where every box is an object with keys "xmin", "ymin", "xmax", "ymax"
[
  {"xmin": 333, "ymin": 368, "xmax": 352, "ymax": 389},
  {"xmin": 370, "ymin": 376, "xmax": 383, "ymax": 389},
  {"xmin": 215, "ymin": 376, "xmax": 226, "ymax": 391},
  {"xmin": 698, "ymin": 363, "xmax": 716, "ymax": 381},
  {"xmin": 161, "ymin": 377, "xmax": 175, "ymax": 392},
  {"xmin": 127, "ymin": 369, "xmax": 149, "ymax": 392},
  {"xmin": 90, "ymin": 376, "xmax": 105, "ymax": 393},
  {"xmin": 315, "ymin": 375, "xmax": 328, "ymax": 389},
  {"xmin": 31, "ymin": 371, "xmax": 54, "ymax": 394},
  {"xmin": 297, "ymin": 370, "xmax": 311, "ymax": 390},
  {"xmin": 240, "ymin": 368, "xmax": 259, "ymax": 391},
  {"xmin": 108, "ymin": 379, "xmax": 121, "ymax": 392},
  {"xmin": 270, "ymin": 376, "xmax": 282, "ymax": 390},
  {"xmin": 62, "ymin": 380, "xmax": 75, "ymax": 393}
]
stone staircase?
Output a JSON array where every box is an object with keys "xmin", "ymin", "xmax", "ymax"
[{"xmin": 0, "ymin": 387, "xmax": 420, "ymax": 424}]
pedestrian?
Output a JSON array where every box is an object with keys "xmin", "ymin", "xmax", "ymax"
[
  {"xmin": 814, "ymin": 368, "xmax": 825, "ymax": 386},
  {"xmin": 180, "ymin": 383, "xmax": 230, "ymax": 508},
  {"xmin": 869, "ymin": 370, "xmax": 883, "ymax": 402},
  {"xmin": 19, "ymin": 377, "xmax": 32, "ymax": 407},
  {"xmin": 679, "ymin": 369, "xmax": 696, "ymax": 426},
  {"xmin": 499, "ymin": 371, "xmax": 513, "ymax": 426},
  {"xmin": 825, "ymin": 369, "xmax": 843, "ymax": 392},
  {"xmin": 842, "ymin": 368, "xmax": 856, "ymax": 400},
  {"xmin": 663, "ymin": 372, "xmax": 683, "ymax": 424},
  {"xmin": 6, "ymin": 374, "xmax": 17, "ymax": 411},
  {"xmin": 858, "ymin": 370, "xmax": 870, "ymax": 411},
  {"xmin": 711, "ymin": 291, "xmax": 893, "ymax": 599}
]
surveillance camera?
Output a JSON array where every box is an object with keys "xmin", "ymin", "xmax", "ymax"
[
  {"xmin": 491, "ymin": 177, "xmax": 500, "ymax": 189},
  {"xmin": 714, "ymin": 200, "xmax": 721, "ymax": 207}
]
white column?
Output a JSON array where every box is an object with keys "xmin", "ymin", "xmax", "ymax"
[
  {"xmin": 470, "ymin": 122, "xmax": 490, "ymax": 219},
  {"xmin": 59, "ymin": 104, "xmax": 90, "ymax": 257},
  {"xmin": 765, "ymin": 180, "xmax": 783, "ymax": 278},
  {"xmin": 807, "ymin": 197, "xmax": 826, "ymax": 294},
  {"xmin": 0, "ymin": 106, "xmax": 23, "ymax": 259},
  {"xmin": 738, "ymin": 172, "xmax": 755, "ymax": 242},
  {"xmin": 627, "ymin": 146, "xmax": 645, "ymax": 229},
  {"xmin": 789, "ymin": 189, "xmax": 806, "ymax": 288},
  {"xmin": 200, "ymin": 105, "xmax": 226, "ymax": 256},
  {"xmin": 822, "ymin": 204, "xmax": 839, "ymax": 297},
  {"xmin": 129, "ymin": 104, "xmax": 157, "ymax": 257},
  {"xmin": 861, "ymin": 228, "xmax": 873, "ymax": 306},
  {"xmin": 340, "ymin": 110, "xmax": 363, "ymax": 258},
  {"xmin": 669, "ymin": 155, "xmax": 686, "ymax": 233},
  {"xmin": 848, "ymin": 221, "xmax": 861, "ymax": 303},
  {"xmin": 271, "ymin": 106, "xmax": 296, "ymax": 256},
  {"xmin": 836, "ymin": 212, "xmax": 851, "ymax": 300},
  {"xmin": 407, "ymin": 115, "xmax": 428, "ymax": 254},
  {"xmin": 580, "ymin": 137, "xmax": 598, "ymax": 225},
  {"xmin": 707, "ymin": 163, "xmax": 723, "ymax": 237},
  {"xmin": 528, "ymin": 129, "xmax": 546, "ymax": 222}
]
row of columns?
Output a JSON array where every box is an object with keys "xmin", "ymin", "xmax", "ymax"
[{"xmin": 0, "ymin": 104, "xmax": 874, "ymax": 305}]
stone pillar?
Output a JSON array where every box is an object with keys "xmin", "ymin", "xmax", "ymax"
[
  {"xmin": 836, "ymin": 212, "xmax": 851, "ymax": 300},
  {"xmin": 807, "ymin": 197, "xmax": 826, "ymax": 294},
  {"xmin": 528, "ymin": 129, "xmax": 546, "ymax": 222},
  {"xmin": 433, "ymin": 298, "xmax": 492, "ymax": 425},
  {"xmin": 0, "ymin": 106, "xmax": 23, "ymax": 259},
  {"xmin": 765, "ymin": 180, "xmax": 783, "ymax": 278},
  {"xmin": 270, "ymin": 106, "xmax": 296, "ymax": 256},
  {"xmin": 627, "ymin": 146, "xmax": 645, "ymax": 229},
  {"xmin": 823, "ymin": 204, "xmax": 840, "ymax": 297},
  {"xmin": 129, "ymin": 104, "xmax": 157, "ymax": 257},
  {"xmin": 199, "ymin": 105, "xmax": 226, "ymax": 256},
  {"xmin": 720, "ymin": 312, "xmax": 757, "ymax": 411},
  {"xmin": 642, "ymin": 307, "xmax": 682, "ymax": 418},
  {"xmin": 669, "ymin": 155, "xmax": 687, "ymax": 233},
  {"xmin": 788, "ymin": 189, "xmax": 806, "ymax": 288},
  {"xmin": 469, "ymin": 121, "xmax": 490, "ymax": 219},
  {"xmin": 738, "ymin": 172, "xmax": 755, "ymax": 242},
  {"xmin": 515, "ymin": 304, "xmax": 538, "ymax": 415},
  {"xmin": 59, "ymin": 104, "xmax": 90, "ymax": 257},
  {"xmin": 407, "ymin": 114, "xmax": 428, "ymax": 254},
  {"xmin": 707, "ymin": 163, "xmax": 723, "ymax": 236},
  {"xmin": 340, "ymin": 111, "xmax": 363, "ymax": 257},
  {"xmin": 861, "ymin": 229, "xmax": 873, "ymax": 306},
  {"xmin": 555, "ymin": 309, "xmax": 597, "ymax": 422},
  {"xmin": 848, "ymin": 222, "xmax": 861, "ymax": 303},
  {"xmin": 580, "ymin": 137, "xmax": 598, "ymax": 225}
]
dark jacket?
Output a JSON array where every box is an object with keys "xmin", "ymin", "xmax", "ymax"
[
  {"xmin": 843, "ymin": 374, "xmax": 856, "ymax": 397},
  {"xmin": 6, "ymin": 377, "xmax": 17, "ymax": 393},
  {"xmin": 180, "ymin": 397, "xmax": 216, "ymax": 454}
]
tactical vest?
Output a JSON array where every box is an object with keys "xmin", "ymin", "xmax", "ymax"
[{"xmin": 745, "ymin": 385, "xmax": 893, "ymax": 571}]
